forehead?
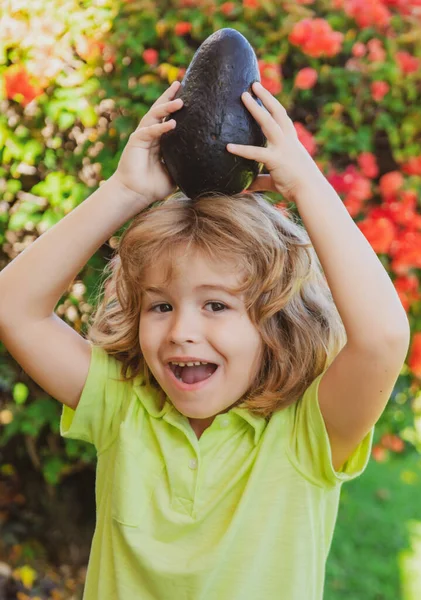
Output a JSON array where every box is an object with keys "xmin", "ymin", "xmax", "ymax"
[{"xmin": 142, "ymin": 245, "xmax": 245, "ymax": 290}]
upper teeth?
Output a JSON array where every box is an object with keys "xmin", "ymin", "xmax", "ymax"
[{"xmin": 170, "ymin": 361, "xmax": 209, "ymax": 367}]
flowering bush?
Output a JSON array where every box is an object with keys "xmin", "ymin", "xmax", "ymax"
[{"xmin": 0, "ymin": 0, "xmax": 420, "ymax": 484}]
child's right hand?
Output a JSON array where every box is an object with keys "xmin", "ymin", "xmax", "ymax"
[{"xmin": 113, "ymin": 81, "xmax": 183, "ymax": 206}]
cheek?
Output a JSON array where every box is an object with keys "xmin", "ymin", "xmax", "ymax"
[
  {"xmin": 242, "ymin": 325, "xmax": 264, "ymax": 373},
  {"xmin": 138, "ymin": 318, "xmax": 156, "ymax": 355},
  {"xmin": 224, "ymin": 319, "xmax": 263, "ymax": 363}
]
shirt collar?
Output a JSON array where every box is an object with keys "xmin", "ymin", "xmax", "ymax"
[
  {"xmin": 133, "ymin": 381, "xmax": 268, "ymax": 445},
  {"xmin": 230, "ymin": 406, "xmax": 268, "ymax": 444}
]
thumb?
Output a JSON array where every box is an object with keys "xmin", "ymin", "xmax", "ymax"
[{"xmin": 247, "ymin": 174, "xmax": 277, "ymax": 193}]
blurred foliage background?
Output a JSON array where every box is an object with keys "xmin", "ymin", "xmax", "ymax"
[{"xmin": 0, "ymin": 0, "xmax": 420, "ymax": 598}]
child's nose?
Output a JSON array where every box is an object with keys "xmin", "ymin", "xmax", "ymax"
[{"xmin": 168, "ymin": 312, "xmax": 202, "ymax": 345}]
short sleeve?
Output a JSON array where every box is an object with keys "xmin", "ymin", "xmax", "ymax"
[
  {"xmin": 286, "ymin": 372, "xmax": 374, "ymax": 488},
  {"xmin": 60, "ymin": 343, "xmax": 133, "ymax": 454}
]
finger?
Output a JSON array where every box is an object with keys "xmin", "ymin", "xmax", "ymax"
[
  {"xmin": 153, "ymin": 98, "xmax": 183, "ymax": 121},
  {"xmin": 251, "ymin": 82, "xmax": 295, "ymax": 135},
  {"xmin": 137, "ymin": 97, "xmax": 183, "ymax": 131},
  {"xmin": 226, "ymin": 143, "xmax": 268, "ymax": 163},
  {"xmin": 241, "ymin": 91, "xmax": 281, "ymax": 142},
  {"xmin": 138, "ymin": 81, "xmax": 182, "ymax": 129},
  {"xmin": 153, "ymin": 81, "xmax": 181, "ymax": 107},
  {"xmin": 131, "ymin": 119, "xmax": 176, "ymax": 144}
]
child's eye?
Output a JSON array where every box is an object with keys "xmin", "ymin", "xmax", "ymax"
[
  {"xmin": 149, "ymin": 302, "xmax": 227, "ymax": 313},
  {"xmin": 206, "ymin": 301, "xmax": 227, "ymax": 312},
  {"xmin": 151, "ymin": 303, "xmax": 172, "ymax": 313}
]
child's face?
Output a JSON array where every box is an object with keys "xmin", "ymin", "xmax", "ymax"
[{"xmin": 139, "ymin": 248, "xmax": 263, "ymax": 438}]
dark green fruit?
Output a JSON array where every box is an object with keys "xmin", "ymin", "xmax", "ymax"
[{"xmin": 160, "ymin": 28, "xmax": 267, "ymax": 200}]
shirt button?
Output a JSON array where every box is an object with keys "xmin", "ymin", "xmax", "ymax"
[
  {"xmin": 188, "ymin": 459, "xmax": 198, "ymax": 470},
  {"xmin": 221, "ymin": 419, "xmax": 230, "ymax": 428}
]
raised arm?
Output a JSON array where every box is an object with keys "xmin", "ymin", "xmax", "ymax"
[
  {"xmin": 0, "ymin": 80, "xmax": 184, "ymax": 409},
  {"xmin": 0, "ymin": 176, "xmax": 147, "ymax": 408}
]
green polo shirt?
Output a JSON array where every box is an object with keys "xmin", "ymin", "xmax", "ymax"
[{"xmin": 60, "ymin": 343, "xmax": 374, "ymax": 600}]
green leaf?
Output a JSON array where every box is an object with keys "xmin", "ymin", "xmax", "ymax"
[
  {"xmin": 5, "ymin": 137, "xmax": 24, "ymax": 160},
  {"xmin": 6, "ymin": 179, "xmax": 22, "ymax": 194},
  {"xmin": 2, "ymin": 146, "xmax": 12, "ymax": 164},
  {"xmin": 13, "ymin": 382, "xmax": 29, "ymax": 405},
  {"xmin": 21, "ymin": 420, "xmax": 41, "ymax": 436},
  {"xmin": 42, "ymin": 456, "xmax": 65, "ymax": 485},
  {"xmin": 39, "ymin": 208, "xmax": 63, "ymax": 230},
  {"xmin": 22, "ymin": 140, "xmax": 44, "ymax": 164},
  {"xmin": 355, "ymin": 126, "xmax": 374, "ymax": 152},
  {"xmin": 44, "ymin": 148, "xmax": 58, "ymax": 169},
  {"xmin": 80, "ymin": 105, "xmax": 98, "ymax": 128},
  {"xmin": 32, "ymin": 172, "xmax": 77, "ymax": 206},
  {"xmin": 58, "ymin": 111, "xmax": 76, "ymax": 131},
  {"xmin": 8, "ymin": 211, "xmax": 31, "ymax": 231}
]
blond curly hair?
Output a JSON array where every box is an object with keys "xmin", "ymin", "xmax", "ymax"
[{"xmin": 85, "ymin": 190, "xmax": 346, "ymax": 418}]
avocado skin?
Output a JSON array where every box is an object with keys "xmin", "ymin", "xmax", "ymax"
[{"xmin": 160, "ymin": 28, "xmax": 267, "ymax": 200}]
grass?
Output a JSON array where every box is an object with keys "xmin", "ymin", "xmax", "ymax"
[{"xmin": 325, "ymin": 451, "xmax": 421, "ymax": 600}]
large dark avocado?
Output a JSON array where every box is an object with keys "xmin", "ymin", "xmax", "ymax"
[{"xmin": 159, "ymin": 28, "xmax": 267, "ymax": 200}]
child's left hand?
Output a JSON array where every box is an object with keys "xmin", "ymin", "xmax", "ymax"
[{"xmin": 227, "ymin": 82, "xmax": 322, "ymax": 199}]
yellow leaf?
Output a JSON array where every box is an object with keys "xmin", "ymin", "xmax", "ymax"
[
  {"xmin": 138, "ymin": 74, "xmax": 159, "ymax": 85},
  {"xmin": 168, "ymin": 66, "xmax": 180, "ymax": 84},
  {"xmin": 14, "ymin": 565, "xmax": 37, "ymax": 589},
  {"xmin": 156, "ymin": 20, "xmax": 168, "ymax": 38},
  {"xmin": 0, "ymin": 463, "xmax": 15, "ymax": 476},
  {"xmin": 157, "ymin": 63, "xmax": 171, "ymax": 78}
]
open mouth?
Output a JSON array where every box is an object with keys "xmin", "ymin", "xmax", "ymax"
[{"xmin": 168, "ymin": 363, "xmax": 218, "ymax": 385}]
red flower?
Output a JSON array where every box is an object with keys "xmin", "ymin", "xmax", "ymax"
[
  {"xmin": 367, "ymin": 39, "xmax": 386, "ymax": 63},
  {"xmin": 380, "ymin": 434, "xmax": 405, "ymax": 453},
  {"xmin": 220, "ymin": 1, "xmax": 236, "ymax": 15},
  {"xmin": 371, "ymin": 80, "xmax": 389, "ymax": 101},
  {"xmin": 379, "ymin": 171, "xmax": 404, "ymax": 199},
  {"xmin": 294, "ymin": 67, "xmax": 318, "ymax": 90},
  {"xmin": 344, "ymin": 0, "xmax": 392, "ymax": 29},
  {"xmin": 258, "ymin": 60, "xmax": 282, "ymax": 95},
  {"xmin": 358, "ymin": 152, "xmax": 379, "ymax": 179},
  {"xmin": 327, "ymin": 166, "xmax": 356, "ymax": 194},
  {"xmin": 342, "ymin": 195, "xmax": 364, "ymax": 217},
  {"xmin": 384, "ymin": 0, "xmax": 421, "ymax": 17},
  {"xmin": 372, "ymin": 445, "xmax": 388, "ymax": 462},
  {"xmin": 402, "ymin": 156, "xmax": 421, "ymax": 176},
  {"xmin": 143, "ymin": 49, "xmax": 159, "ymax": 66},
  {"xmin": 289, "ymin": 18, "xmax": 344, "ymax": 58},
  {"xmin": 391, "ymin": 230, "xmax": 421, "ymax": 274},
  {"xmin": 352, "ymin": 42, "xmax": 366, "ymax": 58},
  {"xmin": 394, "ymin": 274, "xmax": 420, "ymax": 312},
  {"xmin": 327, "ymin": 165, "xmax": 372, "ymax": 216},
  {"xmin": 344, "ymin": 178, "xmax": 372, "ymax": 216},
  {"xmin": 294, "ymin": 122, "xmax": 317, "ymax": 156},
  {"xmin": 4, "ymin": 65, "xmax": 44, "ymax": 106},
  {"xmin": 400, "ymin": 190, "xmax": 421, "ymax": 220},
  {"xmin": 396, "ymin": 51, "xmax": 421, "ymax": 75},
  {"xmin": 358, "ymin": 214, "xmax": 397, "ymax": 254},
  {"xmin": 174, "ymin": 22, "xmax": 192, "ymax": 36},
  {"xmin": 408, "ymin": 333, "xmax": 421, "ymax": 378},
  {"xmin": 243, "ymin": 0, "xmax": 261, "ymax": 7},
  {"xmin": 382, "ymin": 190, "xmax": 421, "ymax": 230}
]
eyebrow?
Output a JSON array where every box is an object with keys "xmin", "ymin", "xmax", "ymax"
[{"xmin": 144, "ymin": 284, "xmax": 240, "ymax": 295}]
